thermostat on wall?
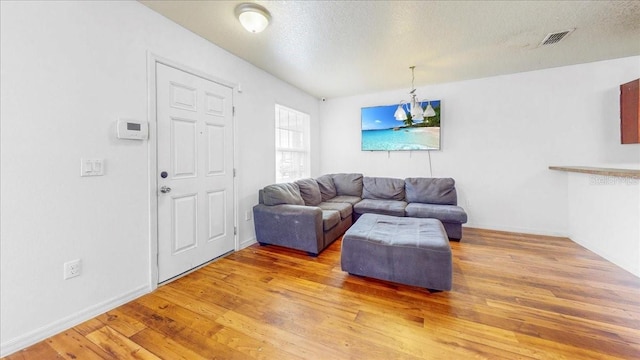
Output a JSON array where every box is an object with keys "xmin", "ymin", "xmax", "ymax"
[{"xmin": 117, "ymin": 119, "xmax": 148, "ymax": 140}]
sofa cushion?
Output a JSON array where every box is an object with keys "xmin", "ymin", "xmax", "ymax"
[
  {"xmin": 354, "ymin": 199, "xmax": 408, "ymax": 217},
  {"xmin": 363, "ymin": 177, "xmax": 405, "ymax": 201},
  {"xmin": 322, "ymin": 210, "xmax": 341, "ymax": 231},
  {"xmin": 405, "ymin": 203, "xmax": 468, "ymax": 223},
  {"xmin": 332, "ymin": 173, "xmax": 363, "ymax": 197},
  {"xmin": 316, "ymin": 175, "xmax": 337, "ymax": 202},
  {"xmin": 405, "ymin": 178, "xmax": 457, "ymax": 205},
  {"xmin": 262, "ymin": 183, "xmax": 304, "ymax": 206},
  {"xmin": 325, "ymin": 195, "xmax": 362, "ymax": 206},
  {"xmin": 295, "ymin": 178, "xmax": 322, "ymax": 206},
  {"xmin": 318, "ymin": 201, "xmax": 352, "ymax": 220}
]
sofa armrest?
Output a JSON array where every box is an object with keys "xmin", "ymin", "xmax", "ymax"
[{"xmin": 252, "ymin": 204, "xmax": 324, "ymax": 254}]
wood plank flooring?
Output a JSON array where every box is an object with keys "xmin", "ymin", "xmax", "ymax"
[{"xmin": 5, "ymin": 228, "xmax": 640, "ymax": 359}]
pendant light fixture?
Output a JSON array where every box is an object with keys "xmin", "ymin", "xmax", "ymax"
[
  {"xmin": 235, "ymin": 3, "xmax": 271, "ymax": 33},
  {"xmin": 424, "ymin": 101, "xmax": 436, "ymax": 117},
  {"xmin": 394, "ymin": 66, "xmax": 435, "ymax": 122}
]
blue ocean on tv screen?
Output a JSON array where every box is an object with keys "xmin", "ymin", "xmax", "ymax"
[
  {"xmin": 361, "ymin": 101, "xmax": 441, "ymax": 151},
  {"xmin": 362, "ymin": 128, "xmax": 439, "ymax": 151}
]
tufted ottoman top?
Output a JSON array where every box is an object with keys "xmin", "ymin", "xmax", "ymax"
[{"xmin": 344, "ymin": 213, "xmax": 450, "ymax": 251}]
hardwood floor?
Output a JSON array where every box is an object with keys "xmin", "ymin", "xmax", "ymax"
[{"xmin": 5, "ymin": 228, "xmax": 640, "ymax": 359}]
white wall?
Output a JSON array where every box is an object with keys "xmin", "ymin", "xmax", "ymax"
[
  {"xmin": 319, "ymin": 56, "xmax": 640, "ymax": 236},
  {"xmin": 0, "ymin": 1, "xmax": 319, "ymax": 355},
  {"xmin": 567, "ymin": 171, "xmax": 640, "ymax": 276}
]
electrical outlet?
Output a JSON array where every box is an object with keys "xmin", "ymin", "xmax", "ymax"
[
  {"xmin": 245, "ymin": 210, "xmax": 252, "ymax": 221},
  {"xmin": 64, "ymin": 259, "xmax": 81, "ymax": 280}
]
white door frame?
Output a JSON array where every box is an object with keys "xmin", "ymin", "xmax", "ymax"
[{"xmin": 146, "ymin": 52, "xmax": 239, "ymax": 290}]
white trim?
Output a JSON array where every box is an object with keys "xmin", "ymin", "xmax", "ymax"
[
  {"xmin": 146, "ymin": 52, "xmax": 159, "ymax": 292},
  {"xmin": 239, "ymin": 236, "xmax": 257, "ymax": 250},
  {"xmin": 463, "ymin": 223, "xmax": 567, "ymax": 238},
  {"xmin": 232, "ymin": 86, "xmax": 240, "ymax": 253},
  {"xmin": 148, "ymin": 53, "xmax": 237, "ymax": 91},
  {"xmin": 0, "ymin": 285, "xmax": 150, "ymax": 357},
  {"xmin": 146, "ymin": 52, "xmax": 239, "ymax": 290},
  {"xmin": 275, "ymin": 148, "xmax": 307, "ymax": 153},
  {"xmin": 275, "ymin": 104, "xmax": 311, "ymax": 183}
]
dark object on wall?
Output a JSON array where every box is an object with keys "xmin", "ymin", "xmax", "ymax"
[{"xmin": 620, "ymin": 78, "xmax": 639, "ymax": 144}]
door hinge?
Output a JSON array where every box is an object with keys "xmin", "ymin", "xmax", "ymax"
[
  {"xmin": 233, "ymin": 168, "xmax": 237, "ymax": 177},
  {"xmin": 232, "ymin": 106, "xmax": 235, "ymax": 116},
  {"xmin": 234, "ymin": 226, "xmax": 237, "ymax": 235}
]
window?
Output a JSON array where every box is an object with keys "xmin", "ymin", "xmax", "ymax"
[{"xmin": 275, "ymin": 104, "xmax": 310, "ymax": 183}]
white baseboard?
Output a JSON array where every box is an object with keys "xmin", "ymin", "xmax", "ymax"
[
  {"xmin": 463, "ymin": 223, "xmax": 568, "ymax": 238},
  {"xmin": 0, "ymin": 284, "xmax": 151, "ymax": 357},
  {"xmin": 239, "ymin": 236, "xmax": 257, "ymax": 250},
  {"xmin": 465, "ymin": 224, "xmax": 639, "ymax": 278},
  {"xmin": 570, "ymin": 236, "xmax": 640, "ymax": 278}
]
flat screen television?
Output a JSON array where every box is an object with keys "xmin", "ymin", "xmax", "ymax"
[{"xmin": 361, "ymin": 100, "xmax": 441, "ymax": 151}]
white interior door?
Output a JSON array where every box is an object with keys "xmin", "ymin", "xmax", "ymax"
[{"xmin": 156, "ymin": 63, "xmax": 234, "ymax": 283}]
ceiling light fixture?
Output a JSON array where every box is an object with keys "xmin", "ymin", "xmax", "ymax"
[
  {"xmin": 394, "ymin": 66, "xmax": 436, "ymax": 122},
  {"xmin": 235, "ymin": 3, "xmax": 271, "ymax": 34}
]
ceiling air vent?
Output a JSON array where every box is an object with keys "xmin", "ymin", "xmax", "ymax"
[{"xmin": 539, "ymin": 29, "xmax": 575, "ymax": 46}]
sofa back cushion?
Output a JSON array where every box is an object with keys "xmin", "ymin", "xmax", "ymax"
[
  {"xmin": 362, "ymin": 177, "xmax": 405, "ymax": 200},
  {"xmin": 332, "ymin": 173, "xmax": 363, "ymax": 197},
  {"xmin": 405, "ymin": 178, "xmax": 457, "ymax": 205},
  {"xmin": 262, "ymin": 183, "xmax": 305, "ymax": 206},
  {"xmin": 316, "ymin": 174, "xmax": 337, "ymax": 201},
  {"xmin": 294, "ymin": 178, "xmax": 322, "ymax": 206}
]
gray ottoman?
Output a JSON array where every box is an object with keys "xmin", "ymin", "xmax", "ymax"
[{"xmin": 341, "ymin": 214, "xmax": 452, "ymax": 291}]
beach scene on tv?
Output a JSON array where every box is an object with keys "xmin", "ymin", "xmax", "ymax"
[{"xmin": 361, "ymin": 100, "xmax": 441, "ymax": 151}]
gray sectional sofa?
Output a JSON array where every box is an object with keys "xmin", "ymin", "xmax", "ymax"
[{"xmin": 253, "ymin": 173, "xmax": 467, "ymax": 256}]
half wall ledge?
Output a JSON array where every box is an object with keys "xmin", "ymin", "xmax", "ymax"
[{"xmin": 549, "ymin": 166, "xmax": 640, "ymax": 179}]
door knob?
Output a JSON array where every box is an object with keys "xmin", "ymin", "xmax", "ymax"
[{"xmin": 160, "ymin": 186, "xmax": 172, "ymax": 194}]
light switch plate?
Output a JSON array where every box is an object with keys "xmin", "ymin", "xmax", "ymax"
[{"xmin": 80, "ymin": 158, "xmax": 104, "ymax": 177}]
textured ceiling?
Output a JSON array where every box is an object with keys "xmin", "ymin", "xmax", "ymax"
[{"xmin": 140, "ymin": 0, "xmax": 640, "ymax": 99}]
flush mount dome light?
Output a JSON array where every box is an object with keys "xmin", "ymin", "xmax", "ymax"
[{"xmin": 235, "ymin": 3, "xmax": 271, "ymax": 33}]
